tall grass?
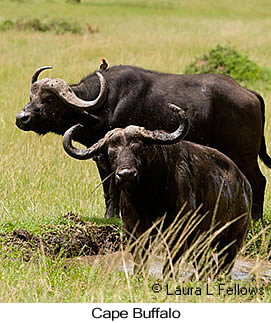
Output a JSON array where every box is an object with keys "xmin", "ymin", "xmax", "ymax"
[
  {"xmin": 1, "ymin": 208, "xmax": 270, "ymax": 302},
  {"xmin": 0, "ymin": 0, "xmax": 271, "ymax": 302}
]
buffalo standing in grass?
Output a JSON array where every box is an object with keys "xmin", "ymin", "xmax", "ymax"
[
  {"xmin": 16, "ymin": 65, "xmax": 271, "ymax": 220},
  {"xmin": 63, "ymin": 104, "xmax": 252, "ymax": 277}
]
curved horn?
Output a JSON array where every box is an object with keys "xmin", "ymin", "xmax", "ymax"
[
  {"xmin": 139, "ymin": 104, "xmax": 190, "ymax": 145},
  {"xmin": 43, "ymin": 72, "xmax": 108, "ymax": 112},
  {"xmin": 63, "ymin": 124, "xmax": 106, "ymax": 160},
  {"xmin": 31, "ymin": 66, "xmax": 53, "ymax": 85}
]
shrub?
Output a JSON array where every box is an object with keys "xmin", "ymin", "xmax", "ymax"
[
  {"xmin": 66, "ymin": 0, "xmax": 81, "ymax": 3},
  {"xmin": 0, "ymin": 17, "xmax": 83, "ymax": 35},
  {"xmin": 0, "ymin": 20, "xmax": 14, "ymax": 31},
  {"xmin": 15, "ymin": 18, "xmax": 51, "ymax": 32},
  {"xmin": 184, "ymin": 45, "xmax": 271, "ymax": 87},
  {"xmin": 50, "ymin": 19, "xmax": 82, "ymax": 35}
]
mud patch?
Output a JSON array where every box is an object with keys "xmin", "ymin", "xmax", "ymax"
[
  {"xmin": 2, "ymin": 214, "xmax": 271, "ymax": 282},
  {"xmin": 67, "ymin": 253, "xmax": 271, "ymax": 281},
  {"xmin": 0, "ymin": 213, "xmax": 124, "ymax": 262}
]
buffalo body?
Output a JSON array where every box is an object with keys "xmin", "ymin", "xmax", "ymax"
[{"xmin": 16, "ymin": 65, "xmax": 271, "ymax": 220}]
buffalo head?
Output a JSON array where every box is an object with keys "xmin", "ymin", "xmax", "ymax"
[
  {"xmin": 63, "ymin": 103, "xmax": 190, "ymax": 187},
  {"xmin": 16, "ymin": 66, "xmax": 108, "ymax": 135}
]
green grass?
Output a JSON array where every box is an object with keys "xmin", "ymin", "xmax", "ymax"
[{"xmin": 0, "ymin": 0, "xmax": 271, "ymax": 302}]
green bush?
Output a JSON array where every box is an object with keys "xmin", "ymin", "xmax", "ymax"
[
  {"xmin": 0, "ymin": 19, "xmax": 14, "ymax": 31},
  {"xmin": 184, "ymin": 45, "xmax": 271, "ymax": 87},
  {"xmin": 0, "ymin": 17, "xmax": 83, "ymax": 35},
  {"xmin": 16, "ymin": 18, "xmax": 51, "ymax": 32},
  {"xmin": 50, "ymin": 19, "xmax": 82, "ymax": 35}
]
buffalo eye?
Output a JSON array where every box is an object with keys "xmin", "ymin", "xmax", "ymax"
[
  {"xmin": 46, "ymin": 96, "xmax": 55, "ymax": 104},
  {"xmin": 41, "ymin": 95, "xmax": 56, "ymax": 105},
  {"xmin": 108, "ymin": 147, "xmax": 118, "ymax": 160},
  {"xmin": 130, "ymin": 142, "xmax": 142, "ymax": 152},
  {"xmin": 93, "ymin": 153, "xmax": 109, "ymax": 169}
]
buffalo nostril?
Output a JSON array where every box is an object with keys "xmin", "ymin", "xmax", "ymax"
[
  {"xmin": 116, "ymin": 168, "xmax": 138, "ymax": 182},
  {"xmin": 16, "ymin": 112, "xmax": 31, "ymax": 126},
  {"xmin": 20, "ymin": 114, "xmax": 30, "ymax": 123}
]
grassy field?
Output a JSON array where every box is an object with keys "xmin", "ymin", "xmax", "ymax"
[{"xmin": 1, "ymin": 0, "xmax": 271, "ymax": 302}]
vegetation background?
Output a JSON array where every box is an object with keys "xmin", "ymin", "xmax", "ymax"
[{"xmin": 0, "ymin": 0, "xmax": 271, "ymax": 302}]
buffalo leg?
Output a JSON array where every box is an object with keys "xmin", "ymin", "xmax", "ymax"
[
  {"xmin": 96, "ymin": 162, "xmax": 120, "ymax": 218},
  {"xmin": 193, "ymin": 222, "xmax": 247, "ymax": 279},
  {"xmin": 107, "ymin": 177, "xmax": 120, "ymax": 218},
  {"xmin": 238, "ymin": 161, "xmax": 266, "ymax": 221}
]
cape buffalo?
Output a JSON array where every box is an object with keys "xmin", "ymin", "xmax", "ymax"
[
  {"xmin": 15, "ymin": 65, "xmax": 271, "ymax": 220},
  {"xmin": 63, "ymin": 104, "xmax": 252, "ymax": 277}
]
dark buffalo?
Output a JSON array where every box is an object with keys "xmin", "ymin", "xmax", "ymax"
[
  {"xmin": 15, "ymin": 65, "xmax": 271, "ymax": 220},
  {"xmin": 63, "ymin": 104, "xmax": 252, "ymax": 277}
]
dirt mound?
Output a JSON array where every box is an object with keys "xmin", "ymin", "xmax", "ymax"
[{"xmin": 0, "ymin": 213, "xmax": 124, "ymax": 262}]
